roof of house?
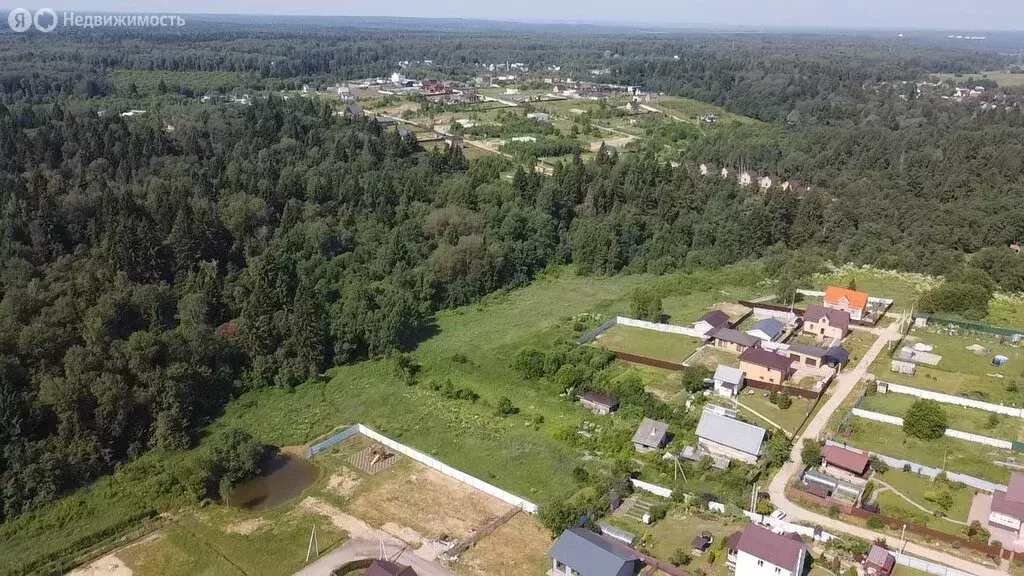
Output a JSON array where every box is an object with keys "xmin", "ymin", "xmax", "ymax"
[
  {"xmin": 549, "ymin": 528, "xmax": 640, "ymax": 576},
  {"xmin": 632, "ymin": 417, "xmax": 669, "ymax": 448},
  {"xmin": 692, "ymin": 535, "xmax": 712, "ymax": 550},
  {"xmin": 805, "ymin": 482, "xmax": 830, "ymax": 498},
  {"xmin": 366, "ymin": 560, "xmax": 417, "ymax": 576},
  {"xmin": 725, "ymin": 531, "xmax": 743, "ymax": 552},
  {"xmin": 865, "ymin": 545, "xmax": 895, "ymax": 572},
  {"xmin": 822, "ymin": 444, "xmax": 870, "ymax": 475},
  {"xmin": 713, "ymin": 365, "xmax": 745, "ymax": 387},
  {"xmin": 993, "ymin": 472, "xmax": 1024, "ymax": 520},
  {"xmin": 711, "ymin": 328, "xmax": 761, "ymax": 348},
  {"xmin": 825, "ymin": 346, "xmax": 851, "ymax": 365},
  {"xmin": 696, "ymin": 409, "xmax": 767, "ymax": 457},
  {"xmin": 788, "ymin": 343, "xmax": 828, "ymax": 357},
  {"xmin": 751, "ymin": 318, "xmax": 785, "ymax": 338},
  {"xmin": 804, "ymin": 304, "xmax": 851, "ymax": 333},
  {"xmin": 824, "ymin": 286, "xmax": 869, "ymax": 310},
  {"xmin": 736, "ymin": 524, "xmax": 806, "ymax": 571},
  {"xmin": 700, "ymin": 310, "xmax": 732, "ymax": 329},
  {"xmin": 581, "ymin": 392, "xmax": 619, "ymax": 409},
  {"xmin": 739, "ymin": 348, "xmax": 794, "ymax": 373}
]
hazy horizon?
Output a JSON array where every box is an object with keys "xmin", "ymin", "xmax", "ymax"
[{"xmin": 6, "ymin": 1, "xmax": 1024, "ymax": 32}]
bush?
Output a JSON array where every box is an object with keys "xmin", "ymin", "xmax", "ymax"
[
  {"xmin": 801, "ymin": 440, "xmax": 822, "ymax": 467},
  {"xmin": 776, "ymin": 394, "xmax": 793, "ymax": 409},
  {"xmin": 861, "ymin": 480, "xmax": 875, "ymax": 502},
  {"xmin": 494, "ymin": 396, "xmax": 519, "ymax": 417},
  {"xmin": 870, "ymin": 456, "xmax": 889, "ymax": 475},
  {"xmin": 707, "ymin": 549, "xmax": 717, "ymax": 564},
  {"xmin": 903, "ymin": 399, "xmax": 947, "ymax": 440},
  {"xmin": 648, "ymin": 503, "xmax": 668, "ymax": 522},
  {"xmin": 571, "ymin": 467, "xmax": 589, "ymax": 484},
  {"xmin": 828, "ymin": 505, "xmax": 842, "ymax": 519},
  {"xmin": 630, "ymin": 286, "xmax": 663, "ymax": 322},
  {"xmin": 756, "ymin": 499, "xmax": 775, "ymax": 516},
  {"xmin": 669, "ymin": 549, "xmax": 692, "ymax": 566},
  {"xmin": 537, "ymin": 500, "xmax": 583, "ymax": 537},
  {"xmin": 867, "ymin": 516, "xmax": 885, "ymax": 529},
  {"xmin": 511, "ymin": 347, "xmax": 546, "ymax": 379}
]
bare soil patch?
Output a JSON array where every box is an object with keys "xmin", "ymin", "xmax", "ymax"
[
  {"xmin": 346, "ymin": 467, "xmax": 511, "ymax": 540},
  {"xmin": 69, "ymin": 553, "xmax": 134, "ymax": 576},
  {"xmin": 451, "ymin": 513, "xmax": 551, "ymax": 576},
  {"xmin": 327, "ymin": 468, "xmax": 362, "ymax": 497},
  {"xmin": 225, "ymin": 518, "xmax": 266, "ymax": 535}
]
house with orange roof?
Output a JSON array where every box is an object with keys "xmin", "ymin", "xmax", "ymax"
[{"xmin": 823, "ymin": 286, "xmax": 869, "ymax": 321}]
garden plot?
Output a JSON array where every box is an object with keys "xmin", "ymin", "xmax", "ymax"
[{"xmin": 859, "ymin": 393, "xmax": 1023, "ymax": 442}]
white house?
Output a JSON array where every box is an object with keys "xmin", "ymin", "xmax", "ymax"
[
  {"xmin": 713, "ymin": 365, "xmax": 745, "ymax": 398},
  {"xmin": 729, "ymin": 524, "xmax": 808, "ymax": 576},
  {"xmin": 989, "ymin": 472, "xmax": 1024, "ymax": 536}
]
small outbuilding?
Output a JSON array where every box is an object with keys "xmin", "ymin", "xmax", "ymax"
[
  {"xmin": 747, "ymin": 318, "xmax": 785, "ymax": 342},
  {"xmin": 580, "ymin": 392, "xmax": 620, "ymax": 416},
  {"xmin": 713, "ymin": 365, "xmax": 746, "ymax": 398},
  {"xmin": 632, "ymin": 418, "xmax": 669, "ymax": 452}
]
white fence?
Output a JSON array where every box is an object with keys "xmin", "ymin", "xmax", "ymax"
[
  {"xmin": 616, "ymin": 316, "xmax": 706, "ymax": 338},
  {"xmin": 851, "ymin": 409, "xmax": 1012, "ymax": 449},
  {"xmin": 350, "ymin": 425, "xmax": 538, "ymax": 513},
  {"xmin": 824, "ymin": 440, "xmax": 1006, "ymax": 493},
  {"xmin": 879, "ymin": 381, "xmax": 1024, "ymax": 418},
  {"xmin": 895, "ymin": 552, "xmax": 973, "ymax": 576},
  {"xmin": 630, "ymin": 478, "xmax": 673, "ymax": 498}
]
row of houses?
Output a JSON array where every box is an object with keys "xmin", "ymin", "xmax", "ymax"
[
  {"xmin": 697, "ymin": 163, "xmax": 815, "ymax": 196},
  {"xmin": 551, "ymin": 521, "xmax": 902, "ymax": 576}
]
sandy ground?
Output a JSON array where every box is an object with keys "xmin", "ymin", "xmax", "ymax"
[
  {"xmin": 346, "ymin": 468, "xmax": 511, "ymax": 541},
  {"xmin": 450, "ymin": 513, "xmax": 552, "ymax": 576},
  {"xmin": 225, "ymin": 518, "xmax": 267, "ymax": 535},
  {"xmin": 327, "ymin": 468, "xmax": 361, "ymax": 497},
  {"xmin": 69, "ymin": 554, "xmax": 134, "ymax": 576}
]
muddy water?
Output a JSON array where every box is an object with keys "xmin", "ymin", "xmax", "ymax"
[{"xmin": 227, "ymin": 452, "xmax": 320, "ymax": 511}]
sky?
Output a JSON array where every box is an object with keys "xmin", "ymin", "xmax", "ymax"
[{"xmin": 13, "ymin": 0, "xmax": 1024, "ymax": 31}]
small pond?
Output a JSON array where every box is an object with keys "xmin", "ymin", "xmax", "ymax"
[{"xmin": 227, "ymin": 451, "xmax": 319, "ymax": 511}]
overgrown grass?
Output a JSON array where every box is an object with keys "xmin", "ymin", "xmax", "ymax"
[{"xmin": 592, "ymin": 324, "xmax": 703, "ymax": 363}]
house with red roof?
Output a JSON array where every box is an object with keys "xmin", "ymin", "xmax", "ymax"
[
  {"xmin": 803, "ymin": 304, "xmax": 851, "ymax": 340},
  {"xmin": 824, "ymin": 286, "xmax": 869, "ymax": 321},
  {"xmin": 864, "ymin": 545, "xmax": 896, "ymax": 576},
  {"xmin": 822, "ymin": 444, "xmax": 871, "ymax": 480},
  {"xmin": 739, "ymin": 348, "xmax": 794, "ymax": 385},
  {"xmin": 729, "ymin": 524, "xmax": 808, "ymax": 576}
]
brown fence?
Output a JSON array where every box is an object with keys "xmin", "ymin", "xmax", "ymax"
[
  {"xmin": 610, "ymin": 351, "xmax": 686, "ymax": 371},
  {"xmin": 787, "ymin": 487, "xmax": 1002, "ymax": 558},
  {"xmin": 746, "ymin": 378, "xmax": 824, "ymax": 400}
]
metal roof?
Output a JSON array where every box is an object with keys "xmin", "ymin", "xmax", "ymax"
[
  {"xmin": 711, "ymin": 327, "xmax": 760, "ymax": 347},
  {"xmin": 713, "ymin": 365, "xmax": 745, "ymax": 386},
  {"xmin": 788, "ymin": 343, "xmax": 828, "ymax": 357},
  {"xmin": 739, "ymin": 348, "xmax": 794, "ymax": 373},
  {"xmin": 750, "ymin": 318, "xmax": 785, "ymax": 338},
  {"xmin": 549, "ymin": 528, "xmax": 641, "ymax": 576},
  {"xmin": 632, "ymin": 417, "xmax": 669, "ymax": 448},
  {"xmin": 696, "ymin": 409, "xmax": 766, "ymax": 457}
]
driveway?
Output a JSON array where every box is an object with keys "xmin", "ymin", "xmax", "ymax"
[
  {"xmin": 767, "ymin": 321, "xmax": 1008, "ymax": 576},
  {"xmin": 294, "ymin": 537, "xmax": 454, "ymax": 576}
]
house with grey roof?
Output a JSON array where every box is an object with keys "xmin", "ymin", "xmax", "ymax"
[
  {"xmin": 747, "ymin": 318, "xmax": 785, "ymax": 342},
  {"xmin": 709, "ymin": 328, "xmax": 761, "ymax": 354},
  {"xmin": 786, "ymin": 343, "xmax": 829, "ymax": 368},
  {"xmin": 713, "ymin": 364, "xmax": 745, "ymax": 398},
  {"xmin": 695, "ymin": 407, "xmax": 767, "ymax": 464},
  {"xmin": 549, "ymin": 528, "xmax": 643, "ymax": 576},
  {"xmin": 632, "ymin": 418, "xmax": 669, "ymax": 452}
]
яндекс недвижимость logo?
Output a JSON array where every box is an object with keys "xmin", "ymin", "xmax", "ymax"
[{"xmin": 7, "ymin": 8, "xmax": 185, "ymax": 32}]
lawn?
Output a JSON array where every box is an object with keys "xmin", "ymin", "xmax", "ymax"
[
  {"xmin": 844, "ymin": 419, "xmax": 1014, "ymax": 484},
  {"xmin": 811, "ymin": 268, "xmax": 933, "ymax": 309},
  {"xmin": 870, "ymin": 328, "xmax": 1024, "ymax": 405},
  {"xmin": 734, "ymin": 390, "xmax": 819, "ymax": 435},
  {"xmin": 843, "ymin": 329, "xmax": 877, "ymax": 366},
  {"xmin": 873, "ymin": 490, "xmax": 965, "ymax": 537},
  {"xmin": 608, "ymin": 512, "xmax": 747, "ymax": 575},
  {"xmin": 877, "ymin": 470, "xmax": 975, "ymax": 523},
  {"xmin": 859, "ymin": 393, "xmax": 1022, "ymax": 442},
  {"xmin": 688, "ymin": 346, "xmax": 741, "ymax": 369},
  {"xmin": 593, "ymin": 324, "xmax": 703, "ymax": 363}
]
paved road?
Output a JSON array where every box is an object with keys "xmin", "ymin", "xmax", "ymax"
[
  {"xmin": 294, "ymin": 537, "xmax": 453, "ymax": 576},
  {"xmin": 767, "ymin": 321, "xmax": 1007, "ymax": 576}
]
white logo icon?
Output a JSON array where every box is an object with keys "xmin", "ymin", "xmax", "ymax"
[
  {"xmin": 8, "ymin": 8, "xmax": 57, "ymax": 32},
  {"xmin": 7, "ymin": 8, "xmax": 32, "ymax": 32}
]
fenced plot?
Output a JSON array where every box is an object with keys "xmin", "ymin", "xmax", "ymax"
[
  {"xmin": 592, "ymin": 324, "xmax": 704, "ymax": 364},
  {"xmin": 347, "ymin": 445, "xmax": 401, "ymax": 475}
]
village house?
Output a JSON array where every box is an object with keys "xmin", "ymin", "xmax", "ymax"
[
  {"xmin": 988, "ymin": 472, "xmax": 1024, "ymax": 538},
  {"xmin": 803, "ymin": 304, "xmax": 851, "ymax": 339},
  {"xmin": 739, "ymin": 348, "xmax": 794, "ymax": 385},
  {"xmin": 695, "ymin": 310, "xmax": 732, "ymax": 334},
  {"xmin": 821, "ymin": 444, "xmax": 871, "ymax": 480},
  {"xmin": 824, "ymin": 286, "xmax": 869, "ymax": 321},
  {"xmin": 695, "ymin": 408, "xmax": 767, "ymax": 465},
  {"xmin": 549, "ymin": 528, "xmax": 643, "ymax": 576},
  {"xmin": 580, "ymin": 392, "xmax": 619, "ymax": 416},
  {"xmin": 709, "ymin": 327, "xmax": 761, "ymax": 354},
  {"xmin": 632, "ymin": 418, "xmax": 669, "ymax": 452},
  {"xmin": 786, "ymin": 343, "xmax": 829, "ymax": 368},
  {"xmin": 729, "ymin": 524, "xmax": 809, "ymax": 576},
  {"xmin": 366, "ymin": 560, "xmax": 417, "ymax": 576},
  {"xmin": 864, "ymin": 545, "xmax": 896, "ymax": 576},
  {"xmin": 747, "ymin": 318, "xmax": 785, "ymax": 342},
  {"xmin": 712, "ymin": 364, "xmax": 745, "ymax": 398},
  {"xmin": 526, "ymin": 112, "xmax": 551, "ymax": 123}
]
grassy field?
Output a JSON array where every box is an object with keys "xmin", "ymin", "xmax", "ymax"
[
  {"xmin": 593, "ymin": 324, "xmax": 703, "ymax": 363},
  {"xmin": 869, "ymin": 329, "xmax": 1024, "ymax": 405},
  {"xmin": 877, "ymin": 470, "xmax": 975, "ymax": 522},
  {"xmin": 933, "ymin": 71, "xmax": 1024, "ymax": 87},
  {"xmin": 651, "ymin": 95, "xmax": 764, "ymax": 126},
  {"xmin": 734, "ymin": 391, "xmax": 819, "ymax": 435},
  {"xmin": 986, "ymin": 298, "xmax": 1024, "ymax": 331},
  {"xmin": 859, "ymin": 393, "xmax": 1022, "ymax": 441},
  {"xmin": 844, "ymin": 419, "xmax": 1014, "ymax": 484},
  {"xmin": 811, "ymin": 268, "xmax": 932, "ymax": 309},
  {"xmin": 107, "ymin": 70, "xmax": 250, "ymax": 96},
  {"xmin": 688, "ymin": 345, "xmax": 741, "ymax": 369}
]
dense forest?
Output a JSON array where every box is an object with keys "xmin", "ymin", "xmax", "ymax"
[{"xmin": 3, "ymin": 21, "xmax": 1024, "ymax": 536}]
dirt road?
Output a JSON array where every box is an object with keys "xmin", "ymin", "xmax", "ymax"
[
  {"xmin": 767, "ymin": 321, "xmax": 1007, "ymax": 576},
  {"xmin": 294, "ymin": 537, "xmax": 454, "ymax": 576}
]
